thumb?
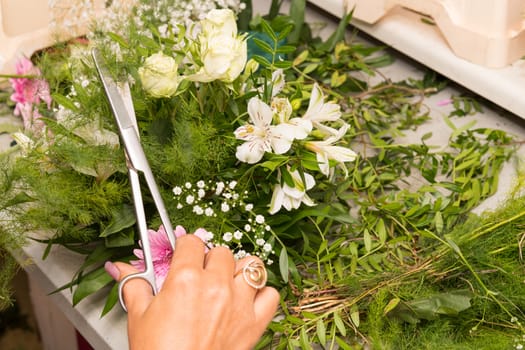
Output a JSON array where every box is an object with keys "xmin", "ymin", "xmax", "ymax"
[{"xmin": 105, "ymin": 261, "xmax": 154, "ymax": 318}]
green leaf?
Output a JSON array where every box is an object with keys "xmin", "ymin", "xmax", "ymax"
[
  {"xmin": 455, "ymin": 158, "xmax": 477, "ymax": 172},
  {"xmin": 279, "ymin": 247, "xmax": 289, "ymax": 283},
  {"xmin": 72, "ymin": 267, "xmax": 113, "ymax": 306},
  {"xmin": 434, "ymin": 211, "xmax": 444, "ymax": 233},
  {"xmin": 254, "ymin": 333, "xmax": 273, "ymax": 350},
  {"xmin": 252, "ymin": 54, "xmax": 272, "ymax": 68},
  {"xmin": 51, "ymin": 93, "xmax": 79, "ymax": 112},
  {"xmin": 260, "ymin": 19, "xmax": 278, "ymax": 42},
  {"xmin": 383, "ymin": 297, "xmax": 401, "ymax": 315},
  {"xmin": 276, "ymin": 45, "xmax": 297, "ymax": 54},
  {"xmin": 288, "ymin": 0, "xmax": 305, "ymax": 44},
  {"xmin": 333, "ymin": 311, "xmax": 346, "ymax": 336},
  {"xmin": 335, "ymin": 336, "xmax": 353, "ymax": 350},
  {"xmin": 376, "ymin": 218, "xmax": 387, "ymax": 244},
  {"xmin": 316, "ymin": 318, "xmax": 326, "ymax": 345},
  {"xmin": 293, "ymin": 50, "xmax": 309, "ymax": 66},
  {"xmin": 276, "ymin": 24, "xmax": 294, "ymax": 41},
  {"xmin": 387, "ymin": 290, "xmax": 472, "ymax": 323},
  {"xmin": 363, "ymin": 229, "xmax": 372, "ymax": 252},
  {"xmin": 317, "ymin": 10, "xmax": 353, "ymax": 52},
  {"xmin": 99, "ymin": 204, "xmax": 136, "ymax": 238},
  {"xmin": 273, "ymin": 60, "xmax": 293, "ymax": 69},
  {"xmin": 302, "ymin": 63, "xmax": 318, "ymax": 74},
  {"xmin": 253, "ymin": 37, "xmax": 274, "ymax": 54},
  {"xmin": 237, "ymin": 0, "xmax": 252, "ymax": 31},
  {"xmin": 299, "ymin": 327, "xmax": 312, "ymax": 350},
  {"xmin": 350, "ymin": 306, "xmax": 360, "ymax": 328},
  {"xmin": 78, "ymin": 244, "xmax": 115, "ymax": 272},
  {"xmin": 259, "ymin": 157, "xmax": 287, "ymax": 171},
  {"xmin": 100, "ymin": 282, "xmax": 119, "ymax": 317},
  {"xmin": 4, "ymin": 192, "xmax": 34, "ymax": 207},
  {"xmin": 107, "ymin": 32, "xmax": 129, "ymax": 48},
  {"xmin": 105, "ymin": 227, "xmax": 135, "ymax": 248},
  {"xmin": 445, "ymin": 237, "xmax": 462, "ymax": 255},
  {"xmin": 281, "ymin": 167, "xmax": 295, "ymax": 188}
]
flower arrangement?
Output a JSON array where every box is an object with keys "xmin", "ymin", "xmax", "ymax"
[{"xmin": 1, "ymin": 0, "xmax": 525, "ymax": 348}]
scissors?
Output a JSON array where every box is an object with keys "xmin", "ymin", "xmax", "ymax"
[{"xmin": 92, "ymin": 49, "xmax": 176, "ymax": 312}]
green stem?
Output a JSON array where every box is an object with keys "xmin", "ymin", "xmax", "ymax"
[{"xmin": 465, "ymin": 209, "xmax": 525, "ymax": 242}]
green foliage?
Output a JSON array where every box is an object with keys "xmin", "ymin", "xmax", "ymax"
[
  {"xmin": 0, "ymin": 0, "xmax": 524, "ymax": 348},
  {"xmin": 0, "ymin": 251, "xmax": 19, "ymax": 311}
]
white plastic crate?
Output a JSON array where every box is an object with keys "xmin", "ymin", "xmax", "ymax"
[
  {"xmin": 346, "ymin": 0, "xmax": 525, "ymax": 68},
  {"xmin": 0, "ymin": 0, "xmax": 134, "ymax": 74}
]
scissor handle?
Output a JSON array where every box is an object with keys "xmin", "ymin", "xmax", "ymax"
[{"xmin": 118, "ymin": 270, "xmax": 158, "ymax": 313}]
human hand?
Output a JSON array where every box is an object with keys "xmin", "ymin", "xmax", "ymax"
[{"xmin": 105, "ymin": 234, "xmax": 280, "ymax": 350}]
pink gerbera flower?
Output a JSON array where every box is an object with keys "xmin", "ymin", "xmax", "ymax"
[
  {"xmin": 9, "ymin": 57, "xmax": 52, "ymax": 132},
  {"xmin": 131, "ymin": 225, "xmax": 211, "ymax": 290}
]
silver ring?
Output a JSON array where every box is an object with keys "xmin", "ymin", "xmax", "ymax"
[{"xmin": 236, "ymin": 259, "xmax": 267, "ymax": 289}]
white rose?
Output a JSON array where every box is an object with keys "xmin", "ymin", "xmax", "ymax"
[
  {"xmin": 138, "ymin": 52, "xmax": 179, "ymax": 98},
  {"xmin": 201, "ymin": 9, "xmax": 237, "ymax": 37},
  {"xmin": 189, "ymin": 9, "xmax": 247, "ymax": 83},
  {"xmin": 199, "ymin": 34, "xmax": 247, "ymax": 82}
]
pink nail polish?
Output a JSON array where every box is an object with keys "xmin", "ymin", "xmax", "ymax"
[{"xmin": 104, "ymin": 261, "xmax": 120, "ymax": 280}]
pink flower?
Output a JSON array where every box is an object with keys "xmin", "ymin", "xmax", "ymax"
[
  {"xmin": 130, "ymin": 225, "xmax": 211, "ymax": 290},
  {"xmin": 9, "ymin": 57, "xmax": 52, "ymax": 132}
]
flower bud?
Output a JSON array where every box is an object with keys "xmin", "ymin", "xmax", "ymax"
[{"xmin": 138, "ymin": 52, "xmax": 179, "ymax": 98}]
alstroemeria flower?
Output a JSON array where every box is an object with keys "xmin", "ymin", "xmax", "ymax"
[
  {"xmin": 305, "ymin": 123, "xmax": 357, "ymax": 176},
  {"xmin": 301, "ymin": 83, "xmax": 342, "ymax": 135},
  {"xmin": 269, "ymin": 169, "xmax": 316, "ymax": 214},
  {"xmin": 271, "ymin": 97, "xmax": 310, "ymax": 140},
  {"xmin": 234, "ymin": 97, "xmax": 295, "ymax": 164},
  {"xmin": 131, "ymin": 225, "xmax": 211, "ymax": 290},
  {"xmin": 138, "ymin": 52, "xmax": 180, "ymax": 98},
  {"xmin": 188, "ymin": 9, "xmax": 247, "ymax": 83},
  {"xmin": 9, "ymin": 57, "xmax": 52, "ymax": 132}
]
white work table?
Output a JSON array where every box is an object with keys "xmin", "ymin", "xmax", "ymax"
[
  {"xmin": 308, "ymin": 0, "xmax": 525, "ymax": 120},
  {"xmin": 3, "ymin": 1, "xmax": 525, "ymax": 349},
  {"xmin": 15, "ymin": 242, "xmax": 128, "ymax": 350}
]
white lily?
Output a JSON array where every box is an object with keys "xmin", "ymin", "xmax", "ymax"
[
  {"xmin": 302, "ymin": 83, "xmax": 342, "ymax": 135},
  {"xmin": 305, "ymin": 123, "xmax": 357, "ymax": 176},
  {"xmin": 269, "ymin": 169, "xmax": 316, "ymax": 214},
  {"xmin": 234, "ymin": 97, "xmax": 295, "ymax": 164}
]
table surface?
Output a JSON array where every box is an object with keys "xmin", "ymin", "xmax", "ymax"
[
  {"xmin": 3, "ymin": 1, "xmax": 525, "ymax": 349},
  {"xmin": 308, "ymin": 0, "xmax": 525, "ymax": 120}
]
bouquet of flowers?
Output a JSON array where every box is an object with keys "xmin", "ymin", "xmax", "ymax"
[{"xmin": 1, "ymin": 0, "xmax": 525, "ymax": 348}]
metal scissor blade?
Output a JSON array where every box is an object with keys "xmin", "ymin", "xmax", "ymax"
[
  {"xmin": 92, "ymin": 48, "xmax": 176, "ymax": 252},
  {"xmin": 92, "ymin": 49, "xmax": 137, "ymax": 135}
]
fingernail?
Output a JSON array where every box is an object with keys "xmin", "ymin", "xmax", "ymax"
[{"xmin": 104, "ymin": 261, "xmax": 120, "ymax": 280}]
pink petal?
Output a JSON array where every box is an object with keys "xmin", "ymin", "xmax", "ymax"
[{"xmin": 437, "ymin": 98, "xmax": 453, "ymax": 106}]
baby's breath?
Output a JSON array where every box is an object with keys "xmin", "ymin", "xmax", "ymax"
[{"xmin": 172, "ymin": 180, "xmax": 275, "ymax": 262}]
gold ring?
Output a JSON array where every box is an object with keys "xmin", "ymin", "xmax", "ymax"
[{"xmin": 235, "ymin": 259, "xmax": 267, "ymax": 289}]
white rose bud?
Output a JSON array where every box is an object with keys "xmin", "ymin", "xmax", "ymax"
[
  {"xmin": 189, "ymin": 9, "xmax": 247, "ymax": 83},
  {"xmin": 138, "ymin": 52, "xmax": 179, "ymax": 98}
]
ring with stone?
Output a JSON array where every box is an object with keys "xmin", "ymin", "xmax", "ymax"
[{"xmin": 236, "ymin": 259, "xmax": 267, "ymax": 289}]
